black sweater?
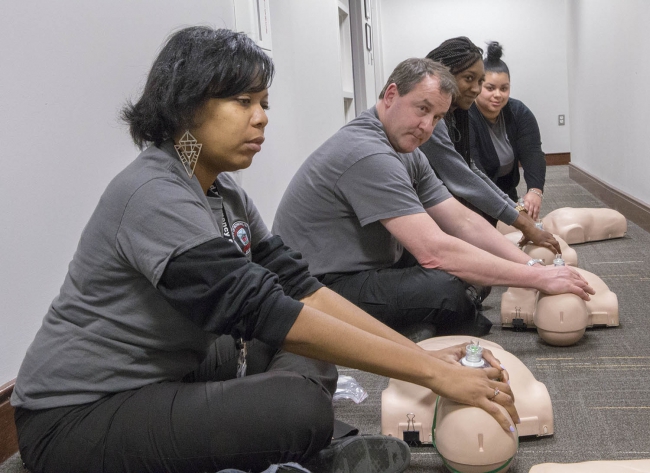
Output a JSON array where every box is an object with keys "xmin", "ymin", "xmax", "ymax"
[{"xmin": 469, "ymin": 98, "xmax": 546, "ymax": 199}]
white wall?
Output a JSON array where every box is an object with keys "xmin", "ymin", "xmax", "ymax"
[
  {"xmin": 567, "ymin": 0, "xmax": 650, "ymax": 206},
  {"xmin": 241, "ymin": 0, "xmax": 345, "ymax": 224},
  {"xmin": 378, "ymin": 0, "xmax": 571, "ymax": 154},
  {"xmin": 0, "ymin": 0, "xmax": 345, "ymax": 383},
  {"xmin": 5, "ymin": 0, "xmax": 649, "ymax": 386}
]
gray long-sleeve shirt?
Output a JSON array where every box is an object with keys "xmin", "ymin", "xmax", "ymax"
[{"xmin": 419, "ymin": 120, "xmax": 519, "ymax": 225}]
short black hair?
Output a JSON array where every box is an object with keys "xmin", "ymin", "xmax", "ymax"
[
  {"xmin": 426, "ymin": 37, "xmax": 483, "ymax": 75},
  {"xmin": 484, "ymin": 41, "xmax": 510, "ymax": 77},
  {"xmin": 122, "ymin": 26, "xmax": 274, "ymax": 148}
]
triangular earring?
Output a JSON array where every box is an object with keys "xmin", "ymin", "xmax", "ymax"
[{"xmin": 174, "ymin": 130, "xmax": 202, "ymax": 178}]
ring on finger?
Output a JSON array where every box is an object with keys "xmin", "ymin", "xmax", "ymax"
[{"xmin": 489, "ymin": 387, "xmax": 500, "ymax": 401}]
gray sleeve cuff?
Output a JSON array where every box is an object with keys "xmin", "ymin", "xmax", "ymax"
[{"xmin": 500, "ymin": 205, "xmax": 520, "ymax": 226}]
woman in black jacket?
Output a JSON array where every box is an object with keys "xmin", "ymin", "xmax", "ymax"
[{"xmin": 469, "ymin": 42, "xmax": 547, "ymax": 220}]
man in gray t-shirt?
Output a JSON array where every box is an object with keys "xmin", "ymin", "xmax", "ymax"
[{"xmin": 274, "ymin": 58, "xmax": 593, "ymax": 338}]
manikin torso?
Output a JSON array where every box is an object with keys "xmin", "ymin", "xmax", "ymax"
[
  {"xmin": 382, "ymin": 336, "xmax": 554, "ymax": 472},
  {"xmin": 502, "ymin": 230, "xmax": 578, "ymax": 266},
  {"xmin": 530, "ymin": 459, "xmax": 650, "ymax": 472},
  {"xmin": 541, "ymin": 207, "xmax": 627, "ymax": 244},
  {"xmin": 497, "ymin": 207, "xmax": 626, "ymax": 245},
  {"xmin": 500, "ymin": 260, "xmax": 619, "ymax": 345}
]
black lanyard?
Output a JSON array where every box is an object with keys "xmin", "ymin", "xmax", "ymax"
[
  {"xmin": 208, "ymin": 183, "xmax": 233, "ymax": 243},
  {"xmin": 208, "ymin": 182, "xmax": 248, "ymax": 377}
]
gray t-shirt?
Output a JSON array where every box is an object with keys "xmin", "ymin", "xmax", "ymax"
[
  {"xmin": 12, "ymin": 142, "xmax": 274, "ymax": 410},
  {"xmin": 273, "ymin": 107, "xmax": 451, "ymax": 276},
  {"xmin": 486, "ymin": 114, "xmax": 515, "ymax": 177},
  {"xmin": 420, "ymin": 120, "xmax": 519, "ymax": 224}
]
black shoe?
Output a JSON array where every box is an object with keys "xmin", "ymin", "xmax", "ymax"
[
  {"xmin": 477, "ymin": 285, "xmax": 492, "ymax": 302},
  {"xmin": 466, "ymin": 285, "xmax": 492, "ymax": 309},
  {"xmin": 305, "ymin": 435, "xmax": 411, "ymax": 473},
  {"xmin": 468, "ymin": 311, "xmax": 493, "ymax": 337}
]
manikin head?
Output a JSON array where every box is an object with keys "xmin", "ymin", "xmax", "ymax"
[
  {"xmin": 426, "ymin": 37, "xmax": 484, "ymax": 111},
  {"xmin": 476, "ymin": 41, "xmax": 511, "ymax": 122},
  {"xmin": 377, "ymin": 58, "xmax": 457, "ymax": 153}
]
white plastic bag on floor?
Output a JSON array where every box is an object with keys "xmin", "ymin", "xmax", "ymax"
[{"xmin": 333, "ymin": 375, "xmax": 368, "ymax": 404}]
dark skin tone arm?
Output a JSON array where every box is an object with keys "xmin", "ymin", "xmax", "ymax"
[
  {"xmin": 512, "ymin": 211, "xmax": 562, "ymax": 254},
  {"xmin": 280, "ymin": 287, "xmax": 520, "ymax": 432}
]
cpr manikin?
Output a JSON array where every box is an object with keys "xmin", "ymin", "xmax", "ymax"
[
  {"xmin": 497, "ymin": 217, "xmax": 578, "ymax": 267},
  {"xmin": 541, "ymin": 207, "xmax": 627, "ymax": 244},
  {"xmin": 529, "ymin": 459, "xmax": 650, "ymax": 472},
  {"xmin": 382, "ymin": 336, "xmax": 554, "ymax": 473},
  {"xmin": 501, "ymin": 256, "xmax": 619, "ymax": 346},
  {"xmin": 497, "ymin": 206, "xmax": 626, "ymax": 246},
  {"xmin": 502, "ymin": 230, "xmax": 578, "ymax": 267}
]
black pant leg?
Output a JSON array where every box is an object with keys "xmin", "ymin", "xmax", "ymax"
[
  {"xmin": 325, "ymin": 264, "xmax": 491, "ymax": 336},
  {"xmin": 15, "ymin": 338, "xmax": 337, "ymax": 473},
  {"xmin": 184, "ymin": 336, "xmax": 337, "ymax": 396}
]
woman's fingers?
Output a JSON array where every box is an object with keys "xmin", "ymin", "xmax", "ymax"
[
  {"xmin": 481, "ymin": 351, "xmax": 510, "ymax": 385},
  {"xmin": 521, "ymin": 227, "xmax": 561, "ymax": 255},
  {"xmin": 438, "ymin": 366, "xmax": 520, "ymax": 434},
  {"xmin": 480, "ymin": 382, "xmax": 519, "ymax": 432},
  {"xmin": 545, "ymin": 234, "xmax": 562, "ymax": 255},
  {"xmin": 524, "ymin": 193, "xmax": 542, "ymax": 221},
  {"xmin": 428, "ymin": 343, "xmax": 466, "ymax": 365},
  {"xmin": 535, "ymin": 230, "xmax": 561, "ymax": 254}
]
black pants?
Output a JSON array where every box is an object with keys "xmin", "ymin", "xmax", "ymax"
[
  {"xmin": 321, "ymin": 252, "xmax": 492, "ymax": 337},
  {"xmin": 15, "ymin": 337, "xmax": 338, "ymax": 473}
]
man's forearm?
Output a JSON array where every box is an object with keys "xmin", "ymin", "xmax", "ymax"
[
  {"xmin": 420, "ymin": 234, "xmax": 543, "ymax": 287},
  {"xmin": 383, "ymin": 213, "xmax": 539, "ymax": 287},
  {"xmin": 383, "ymin": 207, "xmax": 590, "ymax": 296},
  {"xmin": 444, "ymin": 209, "xmax": 532, "ymax": 266}
]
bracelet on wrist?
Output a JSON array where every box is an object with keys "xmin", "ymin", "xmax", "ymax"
[
  {"xmin": 527, "ymin": 189, "xmax": 543, "ymax": 200},
  {"xmin": 526, "ymin": 258, "xmax": 545, "ymax": 266}
]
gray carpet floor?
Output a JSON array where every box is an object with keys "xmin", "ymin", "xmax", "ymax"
[
  {"xmin": 335, "ymin": 165, "xmax": 650, "ymax": 472},
  {"xmin": 3, "ymin": 165, "xmax": 649, "ymax": 473}
]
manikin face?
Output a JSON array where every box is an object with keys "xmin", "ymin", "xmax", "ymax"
[
  {"xmin": 381, "ymin": 75, "xmax": 452, "ymax": 153},
  {"xmin": 453, "ymin": 59, "xmax": 485, "ymax": 110},
  {"xmin": 476, "ymin": 71, "xmax": 511, "ymax": 118},
  {"xmin": 182, "ymin": 89, "xmax": 269, "ymax": 177}
]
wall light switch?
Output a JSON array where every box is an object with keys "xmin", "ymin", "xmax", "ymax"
[{"xmin": 558, "ymin": 115, "xmax": 565, "ymax": 126}]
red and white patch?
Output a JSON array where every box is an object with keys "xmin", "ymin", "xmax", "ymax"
[{"xmin": 231, "ymin": 221, "xmax": 252, "ymax": 255}]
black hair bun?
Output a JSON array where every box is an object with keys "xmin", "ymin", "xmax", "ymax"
[{"xmin": 486, "ymin": 41, "xmax": 503, "ymax": 63}]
